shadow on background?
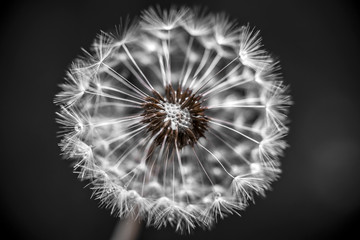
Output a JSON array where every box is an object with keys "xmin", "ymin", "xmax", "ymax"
[{"xmin": 0, "ymin": 0, "xmax": 359, "ymax": 239}]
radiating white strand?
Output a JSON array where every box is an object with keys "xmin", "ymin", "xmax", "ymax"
[
  {"xmin": 179, "ymin": 36, "xmax": 194, "ymax": 87},
  {"xmin": 105, "ymin": 123, "xmax": 147, "ymax": 146},
  {"xmin": 145, "ymin": 150, "xmax": 160, "ymax": 184},
  {"xmin": 172, "ymin": 150, "xmax": 176, "ymax": 202},
  {"xmin": 208, "ymin": 104, "xmax": 265, "ymax": 109},
  {"xmin": 103, "ymin": 64, "xmax": 149, "ymax": 98},
  {"xmin": 85, "ymin": 90, "xmax": 143, "ymax": 105},
  {"xmin": 158, "ymin": 53, "xmax": 167, "ymax": 88},
  {"xmin": 162, "ymin": 139, "xmax": 171, "ymax": 195},
  {"xmin": 190, "ymin": 54, "xmax": 221, "ymax": 90},
  {"xmin": 208, "ymin": 129, "xmax": 251, "ymax": 165},
  {"xmin": 161, "ymin": 30, "xmax": 172, "ymax": 85},
  {"xmin": 181, "ymin": 60, "xmax": 196, "ymax": 89},
  {"xmin": 266, "ymin": 108, "xmax": 287, "ymax": 131},
  {"xmin": 113, "ymin": 133, "xmax": 150, "ymax": 169},
  {"xmin": 175, "ymin": 142, "xmax": 188, "ymax": 197},
  {"xmin": 192, "ymin": 147, "xmax": 215, "ymax": 186},
  {"xmin": 198, "ymin": 142, "xmax": 235, "ymax": 179},
  {"xmin": 140, "ymin": 130, "xmax": 163, "ymax": 196},
  {"xmin": 92, "ymin": 87, "xmax": 103, "ymax": 116},
  {"xmin": 207, "ymin": 97, "xmax": 265, "ymax": 108},
  {"xmin": 122, "ymin": 61, "xmax": 154, "ymax": 92},
  {"xmin": 103, "ymin": 126, "xmax": 147, "ymax": 163},
  {"xmin": 79, "ymin": 35, "xmax": 113, "ymax": 73},
  {"xmin": 203, "ymin": 77, "xmax": 254, "ymax": 101},
  {"xmin": 94, "ymin": 102, "xmax": 142, "ymax": 109},
  {"xmin": 209, "ymin": 120, "xmax": 260, "ymax": 144},
  {"xmin": 123, "ymin": 44, "xmax": 155, "ymax": 91},
  {"xmin": 209, "ymin": 117, "xmax": 261, "ymax": 134},
  {"xmin": 201, "ymin": 63, "xmax": 241, "ymax": 96},
  {"xmin": 148, "ymin": 135, "xmax": 168, "ymax": 182},
  {"xmin": 91, "ymin": 115, "xmax": 143, "ymax": 127},
  {"xmin": 100, "ymin": 86, "xmax": 146, "ymax": 102},
  {"xmin": 192, "ymin": 48, "xmax": 210, "ymax": 79},
  {"xmin": 193, "ymin": 55, "xmax": 238, "ymax": 93}
]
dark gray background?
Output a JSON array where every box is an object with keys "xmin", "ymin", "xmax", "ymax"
[{"xmin": 1, "ymin": 0, "xmax": 359, "ymax": 239}]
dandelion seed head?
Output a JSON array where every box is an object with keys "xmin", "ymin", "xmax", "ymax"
[{"xmin": 55, "ymin": 6, "xmax": 291, "ymax": 233}]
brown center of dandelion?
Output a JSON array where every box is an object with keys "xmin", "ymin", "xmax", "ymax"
[{"xmin": 142, "ymin": 85, "xmax": 208, "ymax": 148}]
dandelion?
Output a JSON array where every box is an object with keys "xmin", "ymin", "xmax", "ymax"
[{"xmin": 55, "ymin": 6, "xmax": 292, "ymax": 233}]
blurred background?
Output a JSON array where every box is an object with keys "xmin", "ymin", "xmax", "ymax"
[{"xmin": 0, "ymin": 0, "xmax": 359, "ymax": 239}]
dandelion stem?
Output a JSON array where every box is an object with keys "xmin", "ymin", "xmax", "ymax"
[{"xmin": 110, "ymin": 216, "xmax": 142, "ymax": 240}]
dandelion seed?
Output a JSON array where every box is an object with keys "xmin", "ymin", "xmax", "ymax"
[{"xmin": 55, "ymin": 6, "xmax": 291, "ymax": 233}]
